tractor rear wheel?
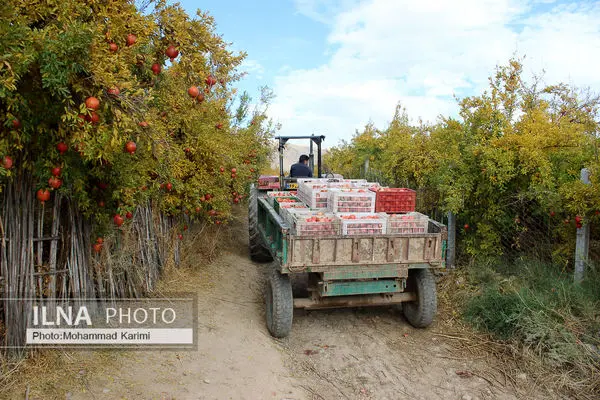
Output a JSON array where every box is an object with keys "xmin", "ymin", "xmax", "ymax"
[
  {"xmin": 248, "ymin": 186, "xmax": 273, "ymax": 263},
  {"xmin": 403, "ymin": 268, "xmax": 437, "ymax": 328},
  {"xmin": 265, "ymin": 269, "xmax": 293, "ymax": 338}
]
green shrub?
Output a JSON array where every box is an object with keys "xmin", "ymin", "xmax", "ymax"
[{"xmin": 465, "ymin": 259, "xmax": 600, "ymax": 367}]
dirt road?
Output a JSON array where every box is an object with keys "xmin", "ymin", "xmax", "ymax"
[{"xmin": 16, "ymin": 220, "xmax": 551, "ymax": 400}]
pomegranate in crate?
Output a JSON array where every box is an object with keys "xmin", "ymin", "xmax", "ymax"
[
  {"xmin": 371, "ymin": 187, "xmax": 416, "ymax": 213},
  {"xmin": 267, "ymin": 191, "xmax": 298, "ymax": 206},
  {"xmin": 273, "ymin": 196, "xmax": 302, "ymax": 213},
  {"xmin": 387, "ymin": 212, "xmax": 429, "ymax": 234},
  {"xmin": 328, "ymin": 188, "xmax": 376, "ymax": 213},
  {"xmin": 298, "ymin": 181, "xmax": 329, "ymax": 209},
  {"xmin": 280, "ymin": 207, "xmax": 312, "ymax": 226},
  {"xmin": 275, "ymin": 197, "xmax": 300, "ymax": 204},
  {"xmin": 338, "ymin": 213, "xmax": 388, "ymax": 236},
  {"xmin": 258, "ymin": 175, "xmax": 280, "ymax": 189},
  {"xmin": 291, "ymin": 212, "xmax": 340, "ymax": 237},
  {"xmin": 279, "ymin": 202, "xmax": 308, "ymax": 210},
  {"xmin": 267, "ymin": 191, "xmax": 297, "ymax": 198}
]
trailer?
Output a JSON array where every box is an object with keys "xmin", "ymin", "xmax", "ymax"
[{"xmin": 249, "ymin": 184, "xmax": 447, "ymax": 338}]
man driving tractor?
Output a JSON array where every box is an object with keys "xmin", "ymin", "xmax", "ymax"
[{"xmin": 289, "ymin": 154, "xmax": 313, "ymax": 178}]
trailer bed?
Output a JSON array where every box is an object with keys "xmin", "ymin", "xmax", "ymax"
[
  {"xmin": 257, "ymin": 198, "xmax": 447, "ymax": 273},
  {"xmin": 252, "ymin": 189, "xmax": 447, "ymax": 337}
]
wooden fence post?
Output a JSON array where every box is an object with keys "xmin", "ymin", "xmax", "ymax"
[
  {"xmin": 447, "ymin": 211, "xmax": 456, "ymax": 268},
  {"xmin": 574, "ymin": 168, "xmax": 591, "ymax": 283}
]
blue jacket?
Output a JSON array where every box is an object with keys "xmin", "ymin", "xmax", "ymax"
[{"xmin": 290, "ymin": 162, "xmax": 313, "ymax": 178}]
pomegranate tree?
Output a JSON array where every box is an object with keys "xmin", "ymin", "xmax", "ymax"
[{"xmin": 1, "ymin": 0, "xmax": 274, "ymax": 235}]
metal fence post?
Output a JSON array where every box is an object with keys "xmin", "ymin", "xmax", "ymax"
[
  {"xmin": 574, "ymin": 168, "xmax": 591, "ymax": 283},
  {"xmin": 447, "ymin": 211, "xmax": 456, "ymax": 268}
]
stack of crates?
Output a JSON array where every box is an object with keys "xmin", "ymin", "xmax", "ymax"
[
  {"xmin": 297, "ymin": 181, "xmax": 329, "ymax": 209},
  {"xmin": 337, "ymin": 213, "xmax": 388, "ymax": 236},
  {"xmin": 387, "ymin": 212, "xmax": 429, "ymax": 234},
  {"xmin": 280, "ymin": 179, "xmax": 428, "ymax": 238},
  {"xmin": 327, "ymin": 188, "xmax": 376, "ymax": 213}
]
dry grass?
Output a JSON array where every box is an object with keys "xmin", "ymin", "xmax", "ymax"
[
  {"xmin": 0, "ymin": 350, "xmax": 121, "ymax": 399},
  {"xmin": 0, "ymin": 212, "xmax": 243, "ymax": 399},
  {"xmin": 436, "ymin": 267, "xmax": 600, "ymax": 400}
]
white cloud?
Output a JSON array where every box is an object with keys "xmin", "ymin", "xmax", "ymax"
[
  {"xmin": 294, "ymin": 0, "xmax": 359, "ymax": 24},
  {"xmin": 241, "ymin": 59, "xmax": 265, "ymax": 80},
  {"xmin": 271, "ymin": 0, "xmax": 600, "ymax": 146}
]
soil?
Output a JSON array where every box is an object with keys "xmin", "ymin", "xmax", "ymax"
[{"xmin": 5, "ymin": 219, "xmax": 555, "ymax": 400}]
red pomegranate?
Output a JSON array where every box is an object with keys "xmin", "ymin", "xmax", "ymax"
[
  {"xmin": 205, "ymin": 75, "xmax": 217, "ymax": 87},
  {"xmin": 165, "ymin": 45, "xmax": 179, "ymax": 61},
  {"xmin": 36, "ymin": 189, "xmax": 51, "ymax": 203},
  {"xmin": 89, "ymin": 112, "xmax": 100, "ymax": 124},
  {"xmin": 113, "ymin": 214, "xmax": 124, "ymax": 227},
  {"xmin": 48, "ymin": 176, "xmax": 62, "ymax": 189},
  {"xmin": 126, "ymin": 34, "xmax": 137, "ymax": 47},
  {"xmin": 2, "ymin": 156, "xmax": 13, "ymax": 169},
  {"xmin": 107, "ymin": 86, "xmax": 120, "ymax": 96},
  {"xmin": 56, "ymin": 142, "xmax": 68, "ymax": 154},
  {"xmin": 188, "ymin": 86, "xmax": 200, "ymax": 98},
  {"xmin": 85, "ymin": 96, "xmax": 100, "ymax": 110},
  {"xmin": 125, "ymin": 141, "xmax": 137, "ymax": 154}
]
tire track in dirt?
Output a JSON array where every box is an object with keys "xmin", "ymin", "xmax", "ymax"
[{"xmin": 58, "ymin": 219, "xmax": 550, "ymax": 400}]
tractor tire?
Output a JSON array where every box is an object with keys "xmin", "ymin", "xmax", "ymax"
[
  {"xmin": 403, "ymin": 268, "xmax": 437, "ymax": 328},
  {"xmin": 265, "ymin": 269, "xmax": 293, "ymax": 338},
  {"xmin": 248, "ymin": 186, "xmax": 273, "ymax": 263}
]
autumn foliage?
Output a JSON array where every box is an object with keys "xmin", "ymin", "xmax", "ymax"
[
  {"xmin": 325, "ymin": 59, "xmax": 600, "ymax": 260},
  {"xmin": 0, "ymin": 0, "xmax": 275, "ymax": 228}
]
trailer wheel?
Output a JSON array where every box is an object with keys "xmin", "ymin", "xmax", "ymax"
[
  {"xmin": 265, "ymin": 269, "xmax": 293, "ymax": 338},
  {"xmin": 403, "ymin": 268, "xmax": 437, "ymax": 328},
  {"xmin": 248, "ymin": 186, "xmax": 273, "ymax": 263}
]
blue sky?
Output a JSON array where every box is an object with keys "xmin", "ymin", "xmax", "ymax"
[{"xmin": 180, "ymin": 0, "xmax": 600, "ymax": 147}]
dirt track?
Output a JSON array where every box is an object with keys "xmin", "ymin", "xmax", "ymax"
[{"xmin": 15, "ymin": 219, "xmax": 553, "ymax": 400}]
